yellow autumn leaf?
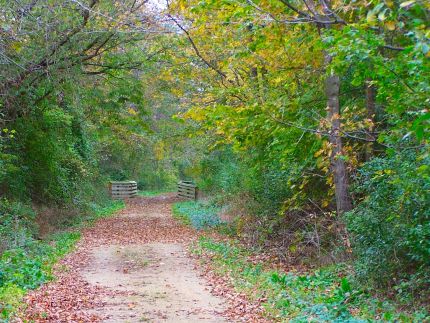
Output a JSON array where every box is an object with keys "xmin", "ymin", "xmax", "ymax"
[
  {"xmin": 385, "ymin": 21, "xmax": 396, "ymax": 31},
  {"xmin": 127, "ymin": 108, "xmax": 137, "ymax": 115},
  {"xmin": 11, "ymin": 42, "xmax": 22, "ymax": 53},
  {"xmin": 314, "ymin": 149, "xmax": 325, "ymax": 157}
]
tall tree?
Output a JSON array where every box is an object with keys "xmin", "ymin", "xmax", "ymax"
[{"xmin": 278, "ymin": 0, "xmax": 352, "ymax": 213}]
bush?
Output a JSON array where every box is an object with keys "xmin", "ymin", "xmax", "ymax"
[
  {"xmin": 191, "ymin": 148, "xmax": 249, "ymax": 196},
  {"xmin": 345, "ymin": 149, "xmax": 430, "ymax": 297},
  {"xmin": 186, "ymin": 146, "xmax": 338, "ymax": 262},
  {"xmin": 0, "ymin": 199, "xmax": 37, "ymax": 253}
]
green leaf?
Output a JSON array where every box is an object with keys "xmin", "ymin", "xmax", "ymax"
[
  {"xmin": 400, "ymin": 0, "xmax": 416, "ymax": 8},
  {"xmin": 341, "ymin": 277, "xmax": 351, "ymax": 293}
]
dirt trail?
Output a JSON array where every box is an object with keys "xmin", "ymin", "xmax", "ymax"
[{"xmin": 22, "ymin": 194, "xmax": 229, "ymax": 322}]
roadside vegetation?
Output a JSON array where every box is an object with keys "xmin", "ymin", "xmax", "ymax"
[
  {"xmin": 173, "ymin": 201, "xmax": 222, "ymax": 229},
  {"xmin": 0, "ymin": 200, "xmax": 124, "ymax": 320},
  {"xmin": 174, "ymin": 201, "xmax": 429, "ymax": 321},
  {"xmin": 0, "ymin": 0, "xmax": 428, "ymax": 321},
  {"xmin": 194, "ymin": 236, "xmax": 429, "ymax": 322}
]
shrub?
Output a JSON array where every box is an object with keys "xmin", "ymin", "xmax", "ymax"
[
  {"xmin": 193, "ymin": 237, "xmax": 429, "ymax": 321},
  {"xmin": 345, "ymin": 149, "xmax": 430, "ymax": 297},
  {"xmin": 0, "ymin": 199, "xmax": 36, "ymax": 253},
  {"xmin": 187, "ymin": 147, "xmax": 338, "ymax": 262}
]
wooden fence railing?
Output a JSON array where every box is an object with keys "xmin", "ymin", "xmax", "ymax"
[
  {"xmin": 109, "ymin": 181, "xmax": 138, "ymax": 199},
  {"xmin": 177, "ymin": 181, "xmax": 198, "ymax": 200}
]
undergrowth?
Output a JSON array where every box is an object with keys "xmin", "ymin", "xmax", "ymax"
[
  {"xmin": 0, "ymin": 200, "xmax": 124, "ymax": 320},
  {"xmin": 173, "ymin": 196, "xmax": 430, "ymax": 322},
  {"xmin": 172, "ymin": 201, "xmax": 222, "ymax": 230},
  {"xmin": 192, "ymin": 237, "xmax": 429, "ymax": 322}
]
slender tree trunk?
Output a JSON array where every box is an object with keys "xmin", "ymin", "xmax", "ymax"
[
  {"xmin": 325, "ymin": 64, "xmax": 353, "ymax": 215},
  {"xmin": 365, "ymin": 79, "xmax": 376, "ymax": 161},
  {"xmin": 278, "ymin": 0, "xmax": 353, "ymax": 215},
  {"xmin": 319, "ymin": 0, "xmax": 352, "ymax": 215}
]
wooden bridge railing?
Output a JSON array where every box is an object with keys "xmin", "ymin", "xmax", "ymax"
[
  {"xmin": 177, "ymin": 181, "xmax": 198, "ymax": 200},
  {"xmin": 109, "ymin": 181, "xmax": 138, "ymax": 199}
]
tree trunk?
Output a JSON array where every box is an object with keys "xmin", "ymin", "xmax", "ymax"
[
  {"xmin": 319, "ymin": 0, "xmax": 352, "ymax": 215},
  {"xmin": 325, "ymin": 69, "xmax": 353, "ymax": 215},
  {"xmin": 365, "ymin": 79, "xmax": 376, "ymax": 161},
  {"xmin": 278, "ymin": 0, "xmax": 353, "ymax": 215}
]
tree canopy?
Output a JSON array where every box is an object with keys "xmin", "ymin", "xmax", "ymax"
[{"xmin": 0, "ymin": 0, "xmax": 429, "ymax": 319}]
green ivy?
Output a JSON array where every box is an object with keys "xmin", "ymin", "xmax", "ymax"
[{"xmin": 193, "ymin": 237, "xmax": 429, "ymax": 322}]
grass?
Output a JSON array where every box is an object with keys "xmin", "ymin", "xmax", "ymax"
[
  {"xmin": 192, "ymin": 236, "xmax": 429, "ymax": 322},
  {"xmin": 0, "ymin": 200, "xmax": 125, "ymax": 320},
  {"xmin": 66, "ymin": 200, "xmax": 125, "ymax": 229},
  {"xmin": 172, "ymin": 202, "xmax": 192, "ymax": 225},
  {"xmin": 137, "ymin": 189, "xmax": 173, "ymax": 197}
]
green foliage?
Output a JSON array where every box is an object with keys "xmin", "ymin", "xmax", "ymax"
[
  {"xmin": 79, "ymin": 200, "xmax": 126, "ymax": 226},
  {"xmin": 345, "ymin": 148, "xmax": 430, "ymax": 297},
  {"xmin": 6, "ymin": 105, "xmax": 95, "ymax": 205},
  {"xmin": 0, "ymin": 0, "xmax": 182, "ymax": 210},
  {"xmin": 0, "ymin": 232, "xmax": 80, "ymax": 319},
  {"xmin": 93, "ymin": 201, "xmax": 125, "ymax": 219},
  {"xmin": 0, "ymin": 232, "xmax": 80, "ymax": 289},
  {"xmin": 137, "ymin": 189, "xmax": 173, "ymax": 197},
  {"xmin": 194, "ymin": 237, "xmax": 429, "ymax": 322},
  {"xmin": 0, "ymin": 200, "xmax": 37, "ymax": 253},
  {"xmin": 0, "ymin": 285, "xmax": 24, "ymax": 321},
  {"xmin": 0, "ymin": 0, "xmax": 428, "ymax": 317},
  {"xmin": 195, "ymin": 149, "xmax": 249, "ymax": 196},
  {"xmin": 328, "ymin": 24, "xmax": 430, "ymax": 143},
  {"xmin": 0, "ymin": 200, "xmax": 124, "ymax": 320},
  {"xmin": 187, "ymin": 146, "xmax": 339, "ymax": 260},
  {"xmin": 166, "ymin": 0, "xmax": 430, "ymax": 305},
  {"xmin": 172, "ymin": 201, "xmax": 222, "ymax": 230}
]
